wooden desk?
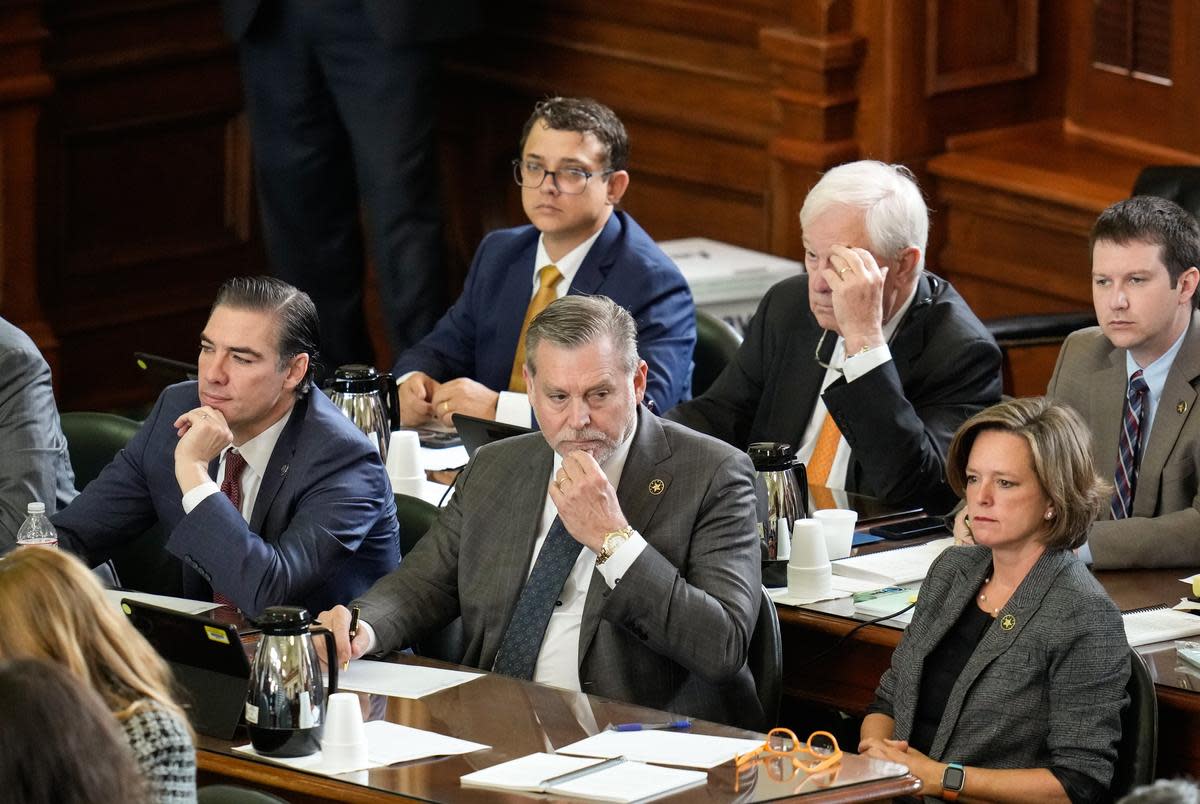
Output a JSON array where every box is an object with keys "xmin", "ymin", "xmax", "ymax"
[
  {"xmin": 196, "ymin": 655, "xmax": 920, "ymax": 803},
  {"xmin": 777, "ymin": 566, "xmax": 1200, "ymax": 778}
]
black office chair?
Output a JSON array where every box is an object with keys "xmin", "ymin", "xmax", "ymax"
[
  {"xmin": 1132, "ymin": 165, "xmax": 1200, "ymax": 218},
  {"xmin": 393, "ymin": 492, "xmax": 464, "ymax": 663},
  {"xmin": 1111, "ymin": 650, "xmax": 1159, "ymax": 798},
  {"xmin": 197, "ymin": 784, "xmax": 290, "ymax": 804},
  {"xmin": 59, "ymin": 411, "xmax": 140, "ymax": 490},
  {"xmin": 747, "ymin": 585, "xmax": 782, "ymax": 730},
  {"xmin": 692, "ymin": 309, "xmax": 743, "ymax": 397}
]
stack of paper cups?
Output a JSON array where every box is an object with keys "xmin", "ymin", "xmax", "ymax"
[
  {"xmin": 321, "ymin": 692, "xmax": 368, "ymax": 771},
  {"xmin": 787, "ymin": 518, "xmax": 832, "ymax": 599},
  {"xmin": 386, "ymin": 430, "xmax": 425, "ymax": 498}
]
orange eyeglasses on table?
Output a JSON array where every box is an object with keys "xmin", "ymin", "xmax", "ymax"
[{"xmin": 734, "ymin": 728, "xmax": 843, "ymax": 790}]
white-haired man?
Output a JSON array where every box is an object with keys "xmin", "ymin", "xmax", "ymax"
[{"xmin": 668, "ymin": 160, "xmax": 1002, "ymax": 510}]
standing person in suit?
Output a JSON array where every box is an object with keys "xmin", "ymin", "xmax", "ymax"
[
  {"xmin": 52, "ymin": 276, "xmax": 398, "ymax": 617},
  {"xmin": 322, "ymin": 295, "xmax": 763, "ymax": 729},
  {"xmin": 394, "ymin": 97, "xmax": 695, "ymax": 428},
  {"xmin": 0, "ymin": 317, "xmax": 75, "ymax": 547},
  {"xmin": 860, "ymin": 398, "xmax": 1128, "ymax": 803},
  {"xmin": 667, "ymin": 160, "xmax": 1001, "ymax": 511},
  {"xmin": 1045, "ymin": 195, "xmax": 1200, "ymax": 569},
  {"xmin": 221, "ymin": 0, "xmax": 482, "ymax": 373}
]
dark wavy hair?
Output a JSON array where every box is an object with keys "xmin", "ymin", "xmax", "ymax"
[{"xmin": 519, "ymin": 96, "xmax": 629, "ymax": 172}]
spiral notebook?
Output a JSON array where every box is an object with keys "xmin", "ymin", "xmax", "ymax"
[{"xmin": 1122, "ymin": 605, "xmax": 1200, "ymax": 647}]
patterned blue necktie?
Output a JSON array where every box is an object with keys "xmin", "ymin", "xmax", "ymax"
[
  {"xmin": 493, "ymin": 518, "xmax": 583, "ymax": 679},
  {"xmin": 1110, "ymin": 370, "xmax": 1149, "ymax": 519}
]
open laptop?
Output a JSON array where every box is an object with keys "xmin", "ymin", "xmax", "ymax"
[
  {"xmin": 451, "ymin": 412, "xmax": 531, "ymax": 457},
  {"xmin": 121, "ymin": 599, "xmax": 250, "ymax": 739},
  {"xmin": 134, "ymin": 352, "xmax": 198, "ymax": 384}
]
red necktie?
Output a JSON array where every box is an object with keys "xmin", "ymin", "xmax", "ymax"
[{"xmin": 213, "ymin": 450, "xmax": 248, "ymax": 607}]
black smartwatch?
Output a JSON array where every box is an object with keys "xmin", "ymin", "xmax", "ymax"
[{"xmin": 942, "ymin": 762, "xmax": 966, "ymax": 800}]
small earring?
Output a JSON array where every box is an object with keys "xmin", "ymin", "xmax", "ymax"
[{"xmin": 1044, "ymin": 510, "xmax": 1054, "ymax": 520}]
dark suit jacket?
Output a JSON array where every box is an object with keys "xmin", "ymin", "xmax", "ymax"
[
  {"xmin": 220, "ymin": 0, "xmax": 481, "ymax": 45},
  {"xmin": 667, "ymin": 273, "xmax": 1001, "ymax": 511},
  {"xmin": 871, "ymin": 546, "xmax": 1128, "ymax": 794},
  {"xmin": 1047, "ymin": 310, "xmax": 1200, "ymax": 569},
  {"xmin": 393, "ymin": 211, "xmax": 696, "ymax": 415},
  {"xmin": 53, "ymin": 382, "xmax": 398, "ymax": 617},
  {"xmin": 354, "ymin": 408, "xmax": 765, "ymax": 729}
]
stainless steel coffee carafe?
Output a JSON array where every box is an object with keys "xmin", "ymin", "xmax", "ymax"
[
  {"xmin": 325, "ymin": 364, "xmax": 401, "ymax": 462},
  {"xmin": 245, "ymin": 606, "xmax": 339, "ymax": 757},
  {"xmin": 748, "ymin": 442, "xmax": 809, "ymax": 562}
]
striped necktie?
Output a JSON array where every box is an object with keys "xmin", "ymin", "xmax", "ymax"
[
  {"xmin": 1110, "ymin": 370, "xmax": 1149, "ymax": 519},
  {"xmin": 509, "ymin": 265, "xmax": 563, "ymax": 392}
]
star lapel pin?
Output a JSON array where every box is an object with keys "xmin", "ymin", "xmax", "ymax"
[
  {"xmin": 649, "ymin": 479, "xmax": 665, "ymax": 495},
  {"xmin": 1000, "ymin": 613, "xmax": 1016, "ymax": 631},
  {"xmin": 1179, "ymin": 401, "xmax": 1189, "ymax": 415}
]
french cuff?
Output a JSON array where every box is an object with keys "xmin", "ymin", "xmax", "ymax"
[
  {"xmin": 843, "ymin": 343, "xmax": 893, "ymax": 382},
  {"xmin": 596, "ymin": 530, "xmax": 647, "ymax": 588},
  {"xmin": 357, "ymin": 619, "xmax": 379, "ymax": 655},
  {"xmin": 181, "ymin": 481, "xmax": 220, "ymax": 515},
  {"xmin": 495, "ymin": 391, "xmax": 533, "ymax": 427}
]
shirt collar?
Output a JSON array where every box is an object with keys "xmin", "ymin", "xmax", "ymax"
[
  {"xmin": 533, "ymin": 225, "xmax": 606, "ymax": 290},
  {"xmin": 1127, "ymin": 321, "xmax": 1188, "ymax": 381},
  {"xmin": 224, "ymin": 406, "xmax": 293, "ymax": 479}
]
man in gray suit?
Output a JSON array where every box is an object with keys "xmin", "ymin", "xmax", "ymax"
[
  {"xmin": 0, "ymin": 317, "xmax": 76, "ymax": 547},
  {"xmin": 320, "ymin": 295, "xmax": 764, "ymax": 729},
  {"xmin": 1047, "ymin": 195, "xmax": 1200, "ymax": 569}
]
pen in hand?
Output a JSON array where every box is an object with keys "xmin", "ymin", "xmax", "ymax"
[
  {"xmin": 343, "ymin": 605, "xmax": 361, "ymax": 671},
  {"xmin": 610, "ymin": 719, "xmax": 692, "ymax": 732}
]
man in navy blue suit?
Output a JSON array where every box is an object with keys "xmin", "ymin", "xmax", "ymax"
[
  {"xmin": 393, "ymin": 97, "xmax": 695, "ymax": 429},
  {"xmin": 53, "ymin": 277, "xmax": 398, "ymax": 617}
]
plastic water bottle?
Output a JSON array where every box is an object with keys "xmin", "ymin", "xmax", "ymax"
[{"xmin": 16, "ymin": 502, "xmax": 57, "ymax": 547}]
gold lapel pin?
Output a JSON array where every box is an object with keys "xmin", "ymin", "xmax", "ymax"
[
  {"xmin": 1000, "ymin": 614, "xmax": 1016, "ymax": 631},
  {"xmin": 649, "ymin": 479, "xmax": 665, "ymax": 495},
  {"xmin": 1178, "ymin": 401, "xmax": 1189, "ymax": 415}
]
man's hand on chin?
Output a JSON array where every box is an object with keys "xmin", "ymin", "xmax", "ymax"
[
  {"xmin": 173, "ymin": 406, "xmax": 234, "ymax": 494},
  {"xmin": 549, "ymin": 450, "xmax": 628, "ymax": 552}
]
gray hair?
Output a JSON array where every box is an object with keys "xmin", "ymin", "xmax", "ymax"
[
  {"xmin": 525, "ymin": 295, "xmax": 639, "ymax": 377},
  {"xmin": 1119, "ymin": 780, "xmax": 1200, "ymax": 804},
  {"xmin": 800, "ymin": 160, "xmax": 929, "ymax": 271}
]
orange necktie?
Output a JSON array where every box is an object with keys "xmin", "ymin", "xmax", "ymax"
[
  {"xmin": 806, "ymin": 412, "xmax": 842, "ymax": 487},
  {"xmin": 509, "ymin": 265, "xmax": 563, "ymax": 392}
]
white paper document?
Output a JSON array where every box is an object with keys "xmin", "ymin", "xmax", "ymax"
[
  {"xmin": 105, "ymin": 589, "xmax": 220, "ymax": 616},
  {"xmin": 831, "ymin": 537, "xmax": 954, "ymax": 585},
  {"xmin": 769, "ymin": 575, "xmax": 882, "ymax": 606},
  {"xmin": 461, "ymin": 753, "xmax": 707, "ymax": 802},
  {"xmin": 558, "ymin": 730, "xmax": 762, "ymax": 770},
  {"xmin": 420, "ymin": 444, "xmax": 468, "ymax": 472},
  {"xmin": 330, "ymin": 659, "xmax": 482, "ymax": 698},
  {"xmin": 1123, "ymin": 607, "xmax": 1200, "ymax": 647},
  {"xmin": 234, "ymin": 719, "xmax": 488, "ymax": 775}
]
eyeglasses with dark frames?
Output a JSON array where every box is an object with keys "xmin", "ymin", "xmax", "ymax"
[{"xmin": 512, "ymin": 159, "xmax": 613, "ymax": 195}]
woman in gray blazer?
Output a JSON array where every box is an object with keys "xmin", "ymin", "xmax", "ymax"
[{"xmin": 860, "ymin": 398, "xmax": 1129, "ymax": 803}]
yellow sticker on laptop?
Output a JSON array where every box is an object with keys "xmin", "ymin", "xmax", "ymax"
[{"xmin": 204, "ymin": 625, "xmax": 230, "ymax": 644}]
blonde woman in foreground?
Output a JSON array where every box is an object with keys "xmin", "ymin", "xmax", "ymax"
[{"xmin": 0, "ymin": 548, "xmax": 196, "ymax": 803}]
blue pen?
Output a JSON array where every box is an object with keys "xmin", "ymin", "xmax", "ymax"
[{"xmin": 612, "ymin": 719, "xmax": 692, "ymax": 732}]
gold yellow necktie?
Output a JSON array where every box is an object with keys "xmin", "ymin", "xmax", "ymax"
[
  {"xmin": 806, "ymin": 412, "xmax": 842, "ymax": 487},
  {"xmin": 509, "ymin": 265, "xmax": 563, "ymax": 392}
]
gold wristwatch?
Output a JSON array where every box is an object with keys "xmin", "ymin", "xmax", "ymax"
[{"xmin": 596, "ymin": 525, "xmax": 634, "ymax": 566}]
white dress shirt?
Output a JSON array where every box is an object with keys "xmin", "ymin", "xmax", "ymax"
[
  {"xmin": 180, "ymin": 409, "xmax": 293, "ymax": 521},
  {"xmin": 796, "ymin": 281, "xmax": 920, "ymax": 490}
]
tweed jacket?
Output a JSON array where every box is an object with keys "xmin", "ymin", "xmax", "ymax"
[
  {"xmin": 871, "ymin": 546, "xmax": 1129, "ymax": 792},
  {"xmin": 354, "ymin": 407, "xmax": 764, "ymax": 729},
  {"xmin": 1047, "ymin": 310, "xmax": 1200, "ymax": 568}
]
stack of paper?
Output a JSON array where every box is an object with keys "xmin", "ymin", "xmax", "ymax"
[
  {"xmin": 1123, "ymin": 607, "xmax": 1200, "ymax": 647},
  {"xmin": 461, "ymin": 754, "xmax": 706, "ymax": 803},
  {"xmin": 557, "ymin": 729, "xmax": 763, "ymax": 770},
  {"xmin": 330, "ymin": 660, "xmax": 482, "ymax": 698},
  {"xmin": 831, "ymin": 537, "xmax": 954, "ymax": 585}
]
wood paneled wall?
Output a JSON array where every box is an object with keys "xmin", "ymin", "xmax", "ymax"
[{"xmin": 3, "ymin": 1, "xmax": 1197, "ymax": 409}]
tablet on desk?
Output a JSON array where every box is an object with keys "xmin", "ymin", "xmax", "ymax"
[
  {"xmin": 121, "ymin": 599, "xmax": 250, "ymax": 740},
  {"xmin": 134, "ymin": 351, "xmax": 198, "ymax": 383},
  {"xmin": 452, "ymin": 412, "xmax": 532, "ymax": 457}
]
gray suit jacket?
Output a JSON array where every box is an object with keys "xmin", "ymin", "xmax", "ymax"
[
  {"xmin": 872, "ymin": 547, "xmax": 1128, "ymax": 793},
  {"xmin": 1047, "ymin": 310, "xmax": 1200, "ymax": 569},
  {"xmin": 0, "ymin": 317, "xmax": 75, "ymax": 547},
  {"xmin": 355, "ymin": 408, "xmax": 765, "ymax": 729}
]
